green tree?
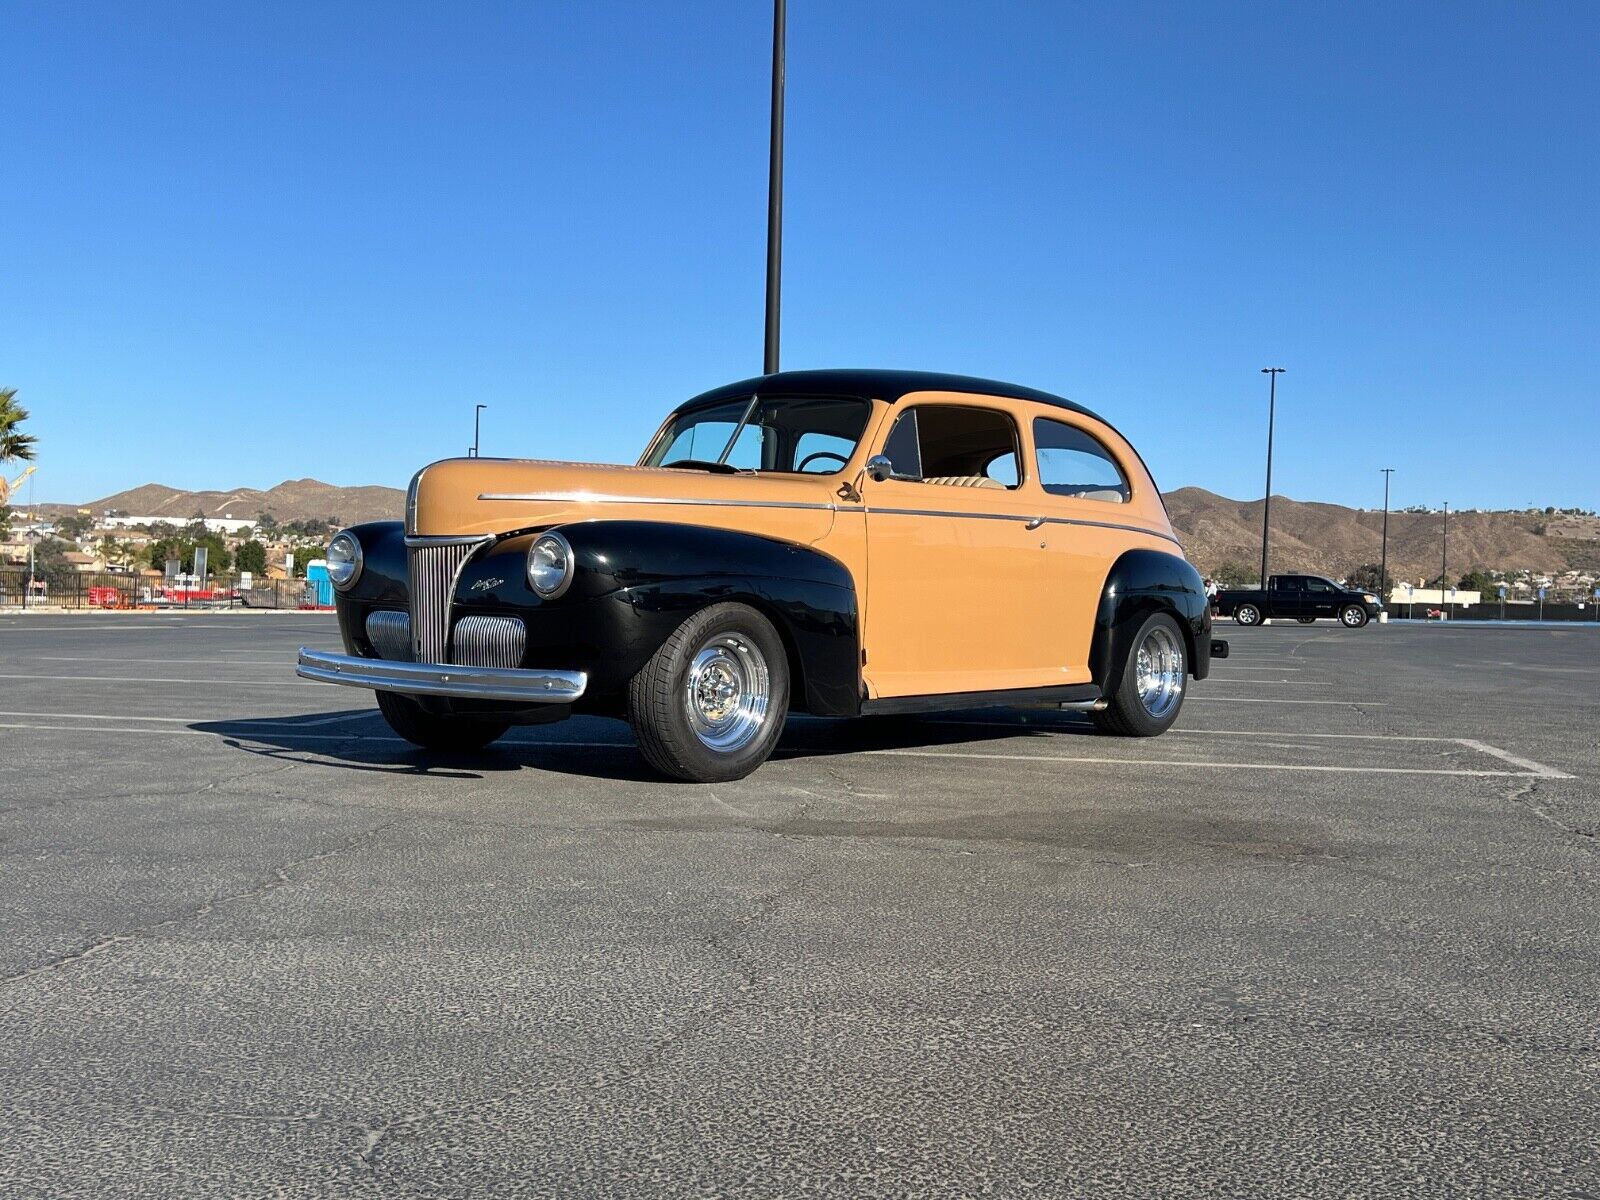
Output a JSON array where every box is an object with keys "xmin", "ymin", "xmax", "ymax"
[
  {"xmin": 144, "ymin": 532, "xmax": 232, "ymax": 577},
  {"xmin": 1346, "ymin": 563, "xmax": 1385, "ymax": 591},
  {"xmin": 54, "ymin": 513, "xmax": 93, "ymax": 540},
  {"xmin": 235, "ymin": 540, "xmax": 268, "ymax": 575},
  {"xmin": 1213, "ymin": 560, "xmax": 1257, "ymax": 588},
  {"xmin": 1458, "ymin": 570, "xmax": 1497, "ymax": 595},
  {"xmin": 0, "ymin": 387, "xmax": 38, "ymax": 466},
  {"xmin": 255, "ymin": 512, "xmax": 279, "ymax": 536}
]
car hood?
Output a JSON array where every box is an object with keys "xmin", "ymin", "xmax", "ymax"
[{"xmin": 408, "ymin": 457, "xmax": 840, "ymax": 543}]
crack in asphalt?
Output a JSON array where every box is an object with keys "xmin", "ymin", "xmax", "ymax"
[
  {"xmin": 0, "ymin": 819, "xmax": 398, "ymax": 990},
  {"xmin": 1500, "ymin": 778, "xmax": 1596, "ymax": 851}
]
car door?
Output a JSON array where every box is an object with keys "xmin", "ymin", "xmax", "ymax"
[
  {"xmin": 861, "ymin": 400, "xmax": 1061, "ymax": 698},
  {"xmin": 1304, "ymin": 577, "xmax": 1341, "ymax": 618},
  {"xmin": 1271, "ymin": 576, "xmax": 1306, "ymax": 619}
]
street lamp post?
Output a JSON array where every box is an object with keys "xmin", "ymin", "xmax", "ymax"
[
  {"xmin": 763, "ymin": 0, "xmax": 786, "ymax": 375},
  {"xmin": 1379, "ymin": 468, "xmax": 1394, "ymax": 601},
  {"xmin": 471, "ymin": 404, "xmax": 487, "ymax": 458},
  {"xmin": 1259, "ymin": 368, "xmax": 1285, "ymax": 586},
  {"xmin": 1441, "ymin": 501, "xmax": 1449, "ymax": 619}
]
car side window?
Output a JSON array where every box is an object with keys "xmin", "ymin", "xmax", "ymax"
[
  {"xmin": 1306, "ymin": 578, "xmax": 1337, "ymax": 593},
  {"xmin": 1032, "ymin": 418, "xmax": 1129, "ymax": 502},
  {"xmin": 880, "ymin": 406, "xmax": 1021, "ymax": 490}
]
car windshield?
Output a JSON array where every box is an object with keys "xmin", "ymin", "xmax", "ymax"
[{"xmin": 642, "ymin": 395, "xmax": 873, "ymax": 475}]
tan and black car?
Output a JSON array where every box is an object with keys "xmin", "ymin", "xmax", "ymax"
[{"xmin": 297, "ymin": 370, "xmax": 1225, "ymax": 781}]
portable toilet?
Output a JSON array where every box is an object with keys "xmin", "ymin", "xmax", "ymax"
[{"xmin": 305, "ymin": 560, "xmax": 334, "ymax": 607}]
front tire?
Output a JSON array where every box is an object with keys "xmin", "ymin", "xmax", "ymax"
[
  {"xmin": 1235, "ymin": 604, "xmax": 1262, "ymax": 626},
  {"xmin": 375, "ymin": 690, "xmax": 510, "ymax": 752},
  {"xmin": 1093, "ymin": 612, "xmax": 1188, "ymax": 737},
  {"xmin": 627, "ymin": 602, "xmax": 790, "ymax": 782},
  {"xmin": 1340, "ymin": 604, "xmax": 1370, "ymax": 628}
]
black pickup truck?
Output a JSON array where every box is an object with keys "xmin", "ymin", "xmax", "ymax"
[{"xmin": 1213, "ymin": 574, "xmax": 1383, "ymax": 628}]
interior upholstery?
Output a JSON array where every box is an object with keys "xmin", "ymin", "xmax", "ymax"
[{"xmin": 922, "ymin": 475, "xmax": 1005, "ymax": 489}]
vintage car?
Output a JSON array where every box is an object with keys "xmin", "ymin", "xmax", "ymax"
[{"xmin": 296, "ymin": 370, "xmax": 1226, "ymax": 781}]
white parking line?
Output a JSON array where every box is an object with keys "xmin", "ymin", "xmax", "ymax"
[
  {"xmin": 1186, "ymin": 697, "xmax": 1382, "ymax": 705},
  {"xmin": 1197, "ymin": 678, "xmax": 1333, "ymax": 687},
  {"xmin": 1454, "ymin": 739, "xmax": 1574, "ymax": 779},
  {"xmin": 0, "ymin": 709, "xmax": 371, "ymax": 727},
  {"xmin": 860, "ymin": 748, "xmax": 1552, "ymax": 777},
  {"xmin": 27, "ymin": 657, "xmax": 300, "ymax": 666},
  {"xmin": 0, "ymin": 674, "xmax": 315, "ymax": 686}
]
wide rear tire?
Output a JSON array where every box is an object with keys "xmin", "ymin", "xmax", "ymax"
[
  {"xmin": 375, "ymin": 690, "xmax": 510, "ymax": 752},
  {"xmin": 628, "ymin": 602, "xmax": 790, "ymax": 782},
  {"xmin": 1093, "ymin": 612, "xmax": 1188, "ymax": 738}
]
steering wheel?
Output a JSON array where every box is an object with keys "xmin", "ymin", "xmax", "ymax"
[{"xmin": 795, "ymin": 450, "xmax": 850, "ymax": 474}]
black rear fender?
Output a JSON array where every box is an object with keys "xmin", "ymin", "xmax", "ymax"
[{"xmin": 1089, "ymin": 549, "xmax": 1213, "ymax": 692}]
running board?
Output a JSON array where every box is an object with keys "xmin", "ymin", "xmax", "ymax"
[{"xmin": 861, "ymin": 683, "xmax": 1101, "ymax": 717}]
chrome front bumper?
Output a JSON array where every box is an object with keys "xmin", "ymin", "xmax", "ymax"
[{"xmin": 296, "ymin": 648, "xmax": 587, "ymax": 704}]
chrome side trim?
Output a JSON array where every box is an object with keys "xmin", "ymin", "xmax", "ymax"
[
  {"xmin": 864, "ymin": 506, "xmax": 1184, "ymax": 545},
  {"xmin": 296, "ymin": 648, "xmax": 586, "ymax": 703},
  {"xmin": 473, "ymin": 492, "xmax": 1181, "ymax": 545},
  {"xmin": 478, "ymin": 492, "xmax": 838, "ymax": 512}
]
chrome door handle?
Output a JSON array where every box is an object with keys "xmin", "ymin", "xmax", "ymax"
[{"xmin": 1025, "ymin": 517, "xmax": 1046, "ymax": 530}]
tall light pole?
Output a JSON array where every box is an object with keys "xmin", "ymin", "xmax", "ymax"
[
  {"xmin": 1379, "ymin": 467, "xmax": 1395, "ymax": 599},
  {"xmin": 1259, "ymin": 367, "xmax": 1285, "ymax": 586},
  {"xmin": 1441, "ymin": 501, "xmax": 1449, "ymax": 618},
  {"xmin": 763, "ymin": 0, "xmax": 785, "ymax": 375},
  {"xmin": 471, "ymin": 404, "xmax": 487, "ymax": 458}
]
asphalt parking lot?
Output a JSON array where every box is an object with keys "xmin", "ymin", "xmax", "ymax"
[{"xmin": 1, "ymin": 614, "xmax": 1596, "ymax": 1198}]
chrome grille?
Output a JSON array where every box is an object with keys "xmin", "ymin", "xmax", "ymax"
[
  {"xmin": 451, "ymin": 615, "xmax": 526, "ymax": 669},
  {"xmin": 407, "ymin": 537, "xmax": 490, "ymax": 664},
  {"xmin": 364, "ymin": 610, "xmax": 413, "ymax": 661}
]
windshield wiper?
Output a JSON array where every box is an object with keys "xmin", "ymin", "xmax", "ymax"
[{"xmin": 660, "ymin": 458, "xmax": 749, "ymax": 475}]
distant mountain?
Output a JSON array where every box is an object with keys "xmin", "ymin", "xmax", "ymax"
[
  {"xmin": 82, "ymin": 478, "xmax": 405, "ymax": 527},
  {"xmin": 1165, "ymin": 487, "xmax": 1598, "ymax": 583},
  {"xmin": 42, "ymin": 477, "xmax": 1600, "ymax": 581}
]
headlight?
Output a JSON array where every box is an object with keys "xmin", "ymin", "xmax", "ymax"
[
  {"xmin": 526, "ymin": 531, "xmax": 574, "ymax": 598},
  {"xmin": 326, "ymin": 531, "xmax": 363, "ymax": 590},
  {"xmin": 1363, "ymin": 593, "xmax": 1378, "ymax": 603}
]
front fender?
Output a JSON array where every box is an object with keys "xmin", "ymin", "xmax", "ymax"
[
  {"xmin": 1089, "ymin": 549, "xmax": 1212, "ymax": 695},
  {"xmin": 453, "ymin": 521, "xmax": 862, "ymax": 716}
]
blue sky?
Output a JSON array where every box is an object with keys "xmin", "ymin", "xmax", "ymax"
[{"xmin": 5, "ymin": 1, "xmax": 1596, "ymax": 511}]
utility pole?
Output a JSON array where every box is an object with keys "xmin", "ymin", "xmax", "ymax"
[
  {"xmin": 1441, "ymin": 501, "xmax": 1449, "ymax": 619},
  {"xmin": 763, "ymin": 0, "xmax": 785, "ymax": 375},
  {"xmin": 1259, "ymin": 367, "xmax": 1285, "ymax": 586},
  {"xmin": 472, "ymin": 404, "xmax": 487, "ymax": 458},
  {"xmin": 1379, "ymin": 467, "xmax": 1395, "ymax": 599}
]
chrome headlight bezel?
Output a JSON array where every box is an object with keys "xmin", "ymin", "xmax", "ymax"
[
  {"xmin": 326, "ymin": 530, "xmax": 363, "ymax": 591},
  {"xmin": 526, "ymin": 530, "xmax": 575, "ymax": 599}
]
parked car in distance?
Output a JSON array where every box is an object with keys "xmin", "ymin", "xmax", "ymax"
[
  {"xmin": 1214, "ymin": 574, "xmax": 1383, "ymax": 627},
  {"xmin": 296, "ymin": 369, "xmax": 1228, "ymax": 781}
]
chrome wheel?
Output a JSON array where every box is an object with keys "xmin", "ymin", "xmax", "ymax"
[
  {"xmin": 684, "ymin": 632, "xmax": 772, "ymax": 752},
  {"xmin": 1134, "ymin": 624, "xmax": 1185, "ymax": 719},
  {"xmin": 1236, "ymin": 604, "xmax": 1260, "ymax": 626},
  {"xmin": 1340, "ymin": 605, "xmax": 1366, "ymax": 627}
]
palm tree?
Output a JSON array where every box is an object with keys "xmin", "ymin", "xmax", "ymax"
[{"xmin": 0, "ymin": 387, "xmax": 38, "ymax": 465}]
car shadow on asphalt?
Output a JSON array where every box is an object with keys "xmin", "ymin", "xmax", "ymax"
[{"xmin": 190, "ymin": 707, "xmax": 1097, "ymax": 781}]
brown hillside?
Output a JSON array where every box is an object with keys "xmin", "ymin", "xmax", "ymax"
[
  {"xmin": 83, "ymin": 478, "xmax": 405, "ymax": 526},
  {"xmin": 37, "ymin": 477, "xmax": 1598, "ymax": 581},
  {"xmin": 1165, "ymin": 488, "xmax": 1592, "ymax": 583}
]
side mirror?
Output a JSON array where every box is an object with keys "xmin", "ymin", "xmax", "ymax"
[{"xmin": 865, "ymin": 455, "xmax": 894, "ymax": 482}]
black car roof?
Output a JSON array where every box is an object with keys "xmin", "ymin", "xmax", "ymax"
[{"xmin": 679, "ymin": 369, "xmax": 1106, "ymax": 424}]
